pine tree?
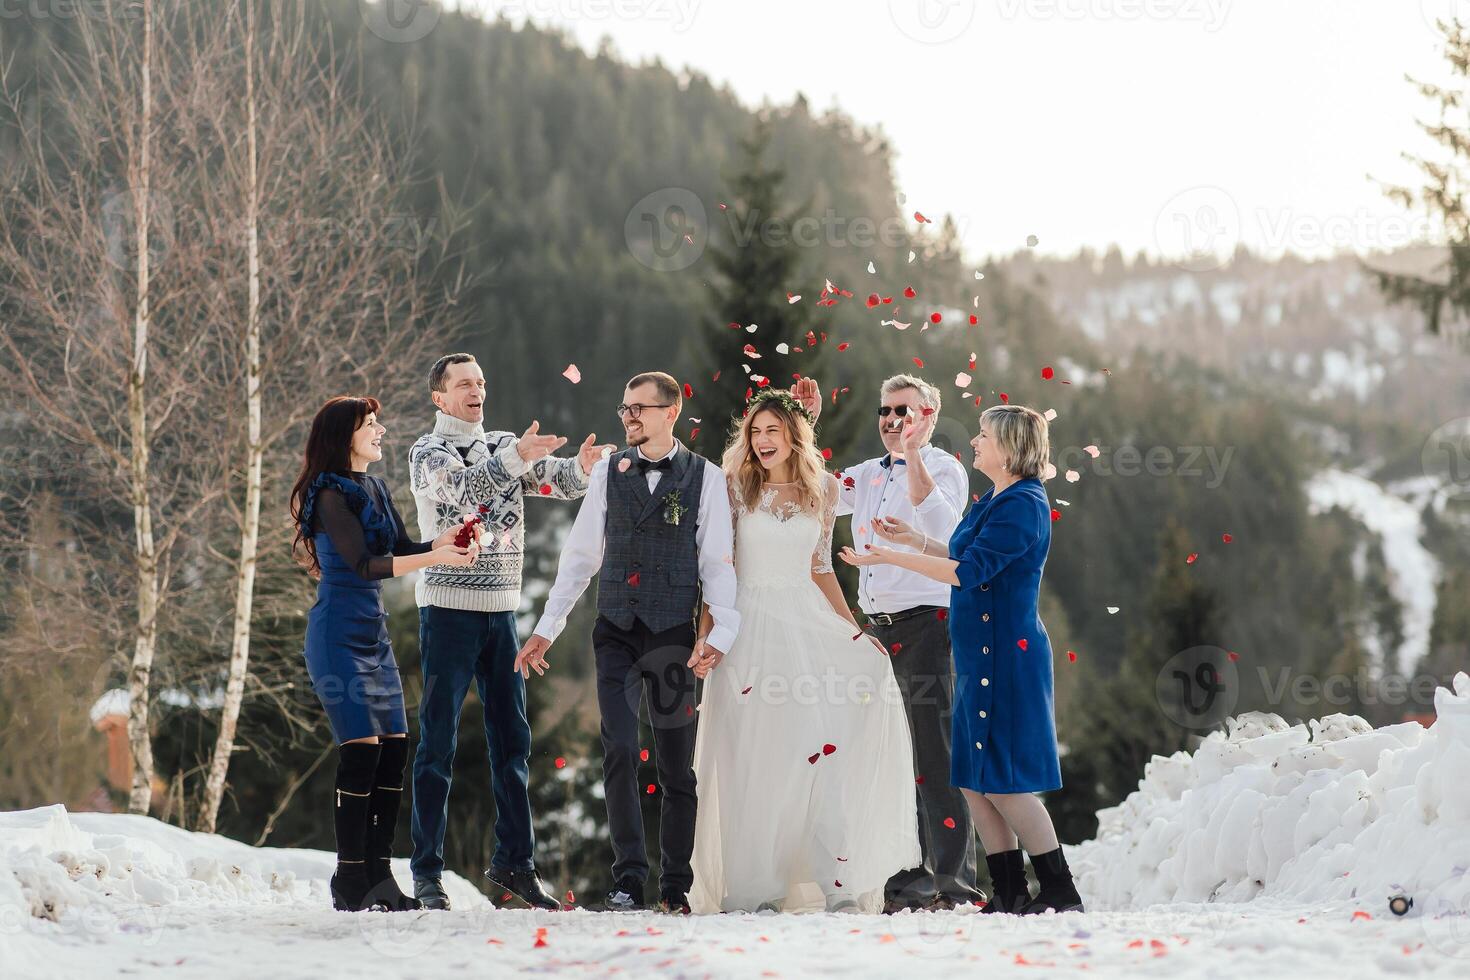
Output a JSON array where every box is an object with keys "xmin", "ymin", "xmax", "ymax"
[{"xmin": 1372, "ymin": 18, "xmax": 1470, "ymax": 343}]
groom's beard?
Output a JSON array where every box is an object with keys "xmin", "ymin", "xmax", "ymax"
[{"xmin": 625, "ymin": 428, "xmax": 648, "ymax": 447}]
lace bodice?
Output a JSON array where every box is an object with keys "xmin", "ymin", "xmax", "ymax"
[{"xmin": 727, "ymin": 474, "xmax": 839, "ymax": 585}]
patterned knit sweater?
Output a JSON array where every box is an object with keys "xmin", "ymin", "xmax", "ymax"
[{"xmin": 409, "ymin": 411, "xmax": 589, "ymax": 612}]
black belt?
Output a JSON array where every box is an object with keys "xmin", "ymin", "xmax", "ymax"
[{"xmin": 866, "ymin": 605, "xmax": 943, "ymax": 627}]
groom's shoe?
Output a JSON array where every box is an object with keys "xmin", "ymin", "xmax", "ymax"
[
  {"xmin": 603, "ymin": 877, "xmax": 645, "ymax": 912},
  {"xmin": 484, "ymin": 866, "xmax": 561, "ymax": 911},
  {"xmin": 413, "ymin": 877, "xmax": 451, "ymax": 911},
  {"xmin": 657, "ymin": 889, "xmax": 691, "ymax": 915}
]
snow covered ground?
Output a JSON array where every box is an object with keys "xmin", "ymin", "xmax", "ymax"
[{"xmin": 4, "ymin": 674, "xmax": 1469, "ymax": 978}]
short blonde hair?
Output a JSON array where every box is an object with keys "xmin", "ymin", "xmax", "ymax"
[
  {"xmin": 880, "ymin": 373, "xmax": 941, "ymax": 414},
  {"xmin": 980, "ymin": 405, "xmax": 1049, "ymax": 479}
]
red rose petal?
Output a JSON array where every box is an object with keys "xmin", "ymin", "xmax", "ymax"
[
  {"xmin": 915, "ymin": 775, "xmax": 926, "ymax": 784},
  {"xmin": 929, "ymin": 312, "xmax": 942, "ymax": 324},
  {"xmin": 554, "ymin": 756, "xmax": 567, "ymax": 768},
  {"xmin": 690, "ymin": 427, "xmax": 700, "ymax": 440},
  {"xmin": 1227, "ymin": 651, "xmax": 1240, "ymax": 662},
  {"xmin": 1041, "ymin": 366, "xmax": 1055, "ymax": 380},
  {"xmin": 866, "ymin": 293, "xmax": 880, "ymax": 308},
  {"xmin": 903, "ymin": 286, "xmax": 916, "ymax": 299},
  {"xmin": 1067, "ymin": 650, "xmax": 1078, "ymax": 663},
  {"xmin": 943, "ymin": 817, "xmax": 957, "ymax": 829},
  {"xmin": 808, "ymin": 753, "xmax": 820, "ymax": 764},
  {"xmin": 914, "ymin": 211, "xmax": 930, "ymax": 223},
  {"xmin": 913, "ymin": 357, "xmax": 925, "ymax": 368},
  {"xmin": 627, "ymin": 572, "xmax": 640, "ymax": 587},
  {"xmin": 1017, "ymin": 638, "xmax": 1028, "ymax": 650},
  {"xmin": 822, "ymin": 743, "xmax": 837, "ymax": 755},
  {"xmin": 1222, "ymin": 533, "xmax": 1233, "ymax": 543},
  {"xmin": 539, "ymin": 484, "xmax": 553, "ymax": 495},
  {"xmin": 683, "ymin": 383, "xmax": 694, "ymax": 399},
  {"xmin": 822, "ymin": 447, "xmax": 833, "ymax": 460},
  {"xmin": 890, "ymin": 642, "xmax": 902, "ymax": 653},
  {"xmin": 639, "ymin": 748, "xmax": 650, "ymax": 762},
  {"xmin": 1186, "ymin": 552, "xmax": 1198, "ymax": 564},
  {"xmin": 936, "ymin": 609, "xmax": 948, "ymax": 621},
  {"xmin": 646, "ymin": 784, "xmax": 657, "ymax": 795},
  {"xmin": 999, "ymin": 392, "xmax": 1009, "ymax": 403},
  {"xmin": 741, "ymin": 685, "xmax": 753, "ymax": 695},
  {"xmin": 969, "ymin": 314, "xmax": 979, "ymax": 325},
  {"xmin": 1051, "ymin": 508, "xmax": 1061, "ymax": 522}
]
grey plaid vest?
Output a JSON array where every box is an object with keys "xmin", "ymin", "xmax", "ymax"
[{"xmin": 596, "ymin": 443, "xmax": 705, "ymax": 633}]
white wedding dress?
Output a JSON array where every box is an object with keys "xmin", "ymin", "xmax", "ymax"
[{"xmin": 690, "ymin": 475, "xmax": 921, "ymax": 914}]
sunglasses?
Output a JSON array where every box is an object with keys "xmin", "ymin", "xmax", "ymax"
[{"xmin": 876, "ymin": 405, "xmax": 916, "ymax": 417}]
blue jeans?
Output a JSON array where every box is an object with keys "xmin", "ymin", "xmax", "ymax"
[{"xmin": 410, "ymin": 606, "xmax": 534, "ymax": 880}]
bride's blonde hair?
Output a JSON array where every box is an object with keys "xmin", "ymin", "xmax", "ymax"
[{"xmin": 722, "ymin": 390, "xmax": 827, "ymax": 513}]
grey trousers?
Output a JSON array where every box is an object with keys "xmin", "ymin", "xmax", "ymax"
[{"xmin": 871, "ymin": 607, "xmax": 983, "ymax": 903}]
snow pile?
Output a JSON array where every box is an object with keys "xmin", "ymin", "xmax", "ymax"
[
  {"xmin": 1072, "ymin": 671, "xmax": 1470, "ymax": 912},
  {"xmin": 0, "ymin": 804, "xmax": 488, "ymax": 924}
]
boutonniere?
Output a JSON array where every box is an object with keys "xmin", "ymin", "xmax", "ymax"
[{"xmin": 664, "ymin": 490, "xmax": 686, "ymax": 526}]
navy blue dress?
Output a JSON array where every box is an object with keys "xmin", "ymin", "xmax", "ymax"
[
  {"xmin": 300, "ymin": 472, "xmax": 431, "ymax": 743},
  {"xmin": 946, "ymin": 477, "xmax": 1061, "ymax": 794}
]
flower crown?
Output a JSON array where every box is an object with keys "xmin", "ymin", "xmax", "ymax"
[{"xmin": 744, "ymin": 388, "xmax": 816, "ymax": 426}]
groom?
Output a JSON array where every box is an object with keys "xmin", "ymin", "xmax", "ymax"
[{"xmin": 515, "ymin": 371, "xmax": 739, "ymax": 913}]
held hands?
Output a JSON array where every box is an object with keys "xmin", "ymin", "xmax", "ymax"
[
  {"xmin": 514, "ymin": 634, "xmax": 552, "ymax": 679},
  {"xmin": 790, "ymin": 377, "xmax": 822, "ymax": 422},
  {"xmin": 687, "ymin": 636, "xmax": 725, "ymax": 679},
  {"xmin": 871, "ymin": 515, "xmax": 923, "ymax": 551},
  {"xmin": 517, "ymin": 420, "xmax": 568, "ymax": 463},
  {"xmin": 578, "ymin": 433, "xmax": 617, "ymax": 475}
]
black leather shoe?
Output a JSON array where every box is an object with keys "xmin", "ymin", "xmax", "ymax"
[
  {"xmin": 484, "ymin": 866, "xmax": 561, "ymax": 910},
  {"xmin": 658, "ymin": 889, "xmax": 691, "ymax": 915},
  {"xmin": 413, "ymin": 877, "xmax": 451, "ymax": 911},
  {"xmin": 603, "ymin": 877, "xmax": 645, "ymax": 911}
]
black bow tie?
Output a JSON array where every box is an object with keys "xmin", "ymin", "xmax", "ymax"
[{"xmin": 636, "ymin": 456, "xmax": 674, "ymax": 473}]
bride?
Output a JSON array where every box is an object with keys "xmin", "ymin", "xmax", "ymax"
[{"xmin": 689, "ymin": 389, "xmax": 921, "ymax": 914}]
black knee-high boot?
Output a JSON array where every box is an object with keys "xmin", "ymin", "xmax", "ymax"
[
  {"xmin": 981, "ymin": 849, "xmax": 1032, "ymax": 914},
  {"xmin": 1021, "ymin": 847, "xmax": 1084, "ymax": 914},
  {"xmin": 365, "ymin": 737, "xmax": 419, "ymax": 911},
  {"xmin": 331, "ymin": 741, "xmax": 383, "ymax": 912}
]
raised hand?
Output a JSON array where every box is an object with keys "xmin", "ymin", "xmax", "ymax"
[
  {"xmin": 871, "ymin": 515, "xmax": 923, "ymax": 550},
  {"xmin": 517, "ymin": 420, "xmax": 568, "ymax": 463},
  {"xmin": 790, "ymin": 377, "xmax": 822, "ymax": 422},
  {"xmin": 900, "ymin": 411, "xmax": 932, "ymax": 456},
  {"xmin": 578, "ymin": 433, "xmax": 617, "ymax": 475},
  {"xmin": 514, "ymin": 634, "xmax": 552, "ymax": 679}
]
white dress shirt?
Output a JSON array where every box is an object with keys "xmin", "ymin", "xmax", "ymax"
[
  {"xmin": 532, "ymin": 441, "xmax": 741, "ymax": 653},
  {"xmin": 835, "ymin": 444, "xmax": 969, "ymax": 615}
]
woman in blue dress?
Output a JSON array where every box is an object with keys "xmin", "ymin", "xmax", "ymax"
[
  {"xmin": 290, "ymin": 395, "xmax": 477, "ymax": 912},
  {"xmin": 840, "ymin": 404, "xmax": 1082, "ymax": 915}
]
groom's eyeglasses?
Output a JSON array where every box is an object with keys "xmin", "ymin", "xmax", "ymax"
[
  {"xmin": 876, "ymin": 405, "xmax": 914, "ymax": 417},
  {"xmin": 616, "ymin": 403, "xmax": 674, "ymax": 420}
]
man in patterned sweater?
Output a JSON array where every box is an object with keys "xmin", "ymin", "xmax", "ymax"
[{"xmin": 407, "ymin": 353, "xmax": 613, "ymax": 911}]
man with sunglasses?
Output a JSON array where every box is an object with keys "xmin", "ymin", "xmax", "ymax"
[
  {"xmin": 799, "ymin": 373, "xmax": 983, "ymax": 914},
  {"xmin": 516, "ymin": 371, "xmax": 739, "ymax": 915}
]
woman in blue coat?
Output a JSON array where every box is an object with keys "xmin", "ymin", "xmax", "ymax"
[
  {"xmin": 289, "ymin": 396, "xmax": 477, "ymax": 912},
  {"xmin": 841, "ymin": 404, "xmax": 1082, "ymax": 914}
]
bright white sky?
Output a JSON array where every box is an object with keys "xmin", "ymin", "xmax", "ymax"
[{"xmin": 460, "ymin": 0, "xmax": 1456, "ymax": 262}]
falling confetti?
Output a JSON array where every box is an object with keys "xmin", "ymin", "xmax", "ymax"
[
  {"xmin": 1106, "ymin": 606, "xmax": 1120, "ymax": 614},
  {"xmin": 914, "ymin": 211, "xmax": 931, "ymax": 223},
  {"xmin": 787, "ymin": 293, "xmax": 802, "ymax": 304},
  {"xmin": 1065, "ymin": 469, "xmax": 1080, "ymax": 483},
  {"xmin": 1067, "ymin": 651, "xmax": 1078, "ymax": 663},
  {"xmin": 913, "ymin": 357, "xmax": 925, "ymax": 368},
  {"xmin": 1026, "ymin": 234, "xmax": 1039, "ymax": 247},
  {"xmin": 822, "ymin": 743, "xmax": 837, "ymax": 755},
  {"xmin": 538, "ymin": 484, "xmax": 552, "ymax": 496},
  {"xmin": 639, "ymin": 748, "xmax": 650, "ymax": 762},
  {"xmin": 1222, "ymin": 533, "xmax": 1234, "ymax": 543},
  {"xmin": 562, "ymin": 364, "xmax": 582, "ymax": 384},
  {"xmin": 1186, "ymin": 553, "xmax": 1199, "ymax": 565},
  {"xmin": 955, "ymin": 372, "xmax": 972, "ymax": 388},
  {"xmin": 903, "ymin": 286, "xmax": 917, "ymax": 298},
  {"xmin": 867, "ymin": 261, "xmax": 876, "ymax": 274},
  {"xmin": 943, "ymin": 817, "xmax": 957, "ymax": 829},
  {"xmin": 1017, "ymin": 638, "xmax": 1029, "ymax": 650},
  {"xmin": 646, "ymin": 784, "xmax": 657, "ymax": 795},
  {"xmin": 1041, "ymin": 366, "xmax": 1055, "ymax": 380},
  {"xmin": 554, "ymin": 757, "xmax": 566, "ymax": 769}
]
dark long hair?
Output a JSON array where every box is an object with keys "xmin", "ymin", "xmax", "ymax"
[{"xmin": 290, "ymin": 395, "xmax": 381, "ymax": 575}]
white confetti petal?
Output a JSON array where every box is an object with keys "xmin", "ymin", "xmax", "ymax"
[
  {"xmin": 1065, "ymin": 469, "xmax": 1080, "ymax": 483},
  {"xmin": 746, "ymin": 323, "xmax": 759, "ymax": 333},
  {"xmin": 955, "ymin": 372, "xmax": 972, "ymax": 388},
  {"xmin": 975, "ymin": 270, "xmax": 985, "ymax": 280},
  {"xmin": 907, "ymin": 250, "xmax": 916, "ymax": 263},
  {"xmin": 1084, "ymin": 445, "xmax": 1100, "ymax": 458},
  {"xmin": 1044, "ymin": 408, "xmax": 1057, "ymax": 422},
  {"xmin": 1106, "ymin": 606, "xmax": 1120, "ymax": 614},
  {"xmin": 882, "ymin": 319, "xmax": 911, "ymax": 331},
  {"xmin": 787, "ymin": 294, "xmax": 802, "ymax": 305},
  {"xmin": 1026, "ymin": 235, "xmax": 1039, "ymax": 247},
  {"xmin": 562, "ymin": 364, "xmax": 582, "ymax": 384},
  {"xmin": 867, "ymin": 261, "xmax": 877, "ymax": 274},
  {"xmin": 1042, "ymin": 462, "xmax": 1057, "ymax": 481},
  {"xmin": 776, "ymin": 343, "xmax": 790, "ymax": 354}
]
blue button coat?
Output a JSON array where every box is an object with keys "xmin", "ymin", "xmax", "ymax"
[{"xmin": 947, "ymin": 477, "xmax": 1061, "ymax": 794}]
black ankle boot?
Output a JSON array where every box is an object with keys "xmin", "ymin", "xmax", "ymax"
[
  {"xmin": 981, "ymin": 849, "xmax": 1032, "ymax": 914},
  {"xmin": 365, "ymin": 738, "xmax": 419, "ymax": 912},
  {"xmin": 331, "ymin": 741, "xmax": 382, "ymax": 912},
  {"xmin": 1021, "ymin": 847, "xmax": 1084, "ymax": 914}
]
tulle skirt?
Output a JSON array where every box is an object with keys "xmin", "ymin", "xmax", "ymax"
[{"xmin": 690, "ymin": 578, "xmax": 922, "ymax": 913}]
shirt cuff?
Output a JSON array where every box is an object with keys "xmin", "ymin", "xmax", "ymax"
[
  {"xmin": 704, "ymin": 624, "xmax": 737, "ymax": 655},
  {"xmin": 496, "ymin": 439, "xmax": 531, "ymax": 480},
  {"xmin": 532, "ymin": 614, "xmax": 563, "ymax": 644}
]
